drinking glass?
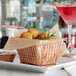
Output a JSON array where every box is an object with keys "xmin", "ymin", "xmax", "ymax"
[
  {"xmin": 56, "ymin": 0, "xmax": 76, "ymax": 54},
  {"xmin": 39, "ymin": 4, "xmax": 59, "ymax": 33}
]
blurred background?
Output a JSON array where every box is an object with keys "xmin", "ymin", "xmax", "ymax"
[
  {"xmin": 0, "ymin": 0, "xmax": 76, "ymax": 48},
  {"xmin": 0, "ymin": 0, "xmax": 76, "ymax": 27},
  {"xmin": 0, "ymin": 0, "xmax": 76, "ymax": 28}
]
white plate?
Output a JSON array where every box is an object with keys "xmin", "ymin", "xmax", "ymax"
[{"xmin": 0, "ymin": 55, "xmax": 76, "ymax": 73}]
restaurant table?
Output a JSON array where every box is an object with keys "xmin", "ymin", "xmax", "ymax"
[
  {"xmin": 0, "ymin": 56, "xmax": 74, "ymax": 76},
  {"xmin": 0, "ymin": 68, "xmax": 68, "ymax": 76},
  {"xmin": 0, "ymin": 49, "xmax": 76, "ymax": 76}
]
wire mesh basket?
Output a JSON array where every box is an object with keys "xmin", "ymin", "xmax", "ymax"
[
  {"xmin": 0, "ymin": 53, "xmax": 16, "ymax": 62},
  {"xmin": 17, "ymin": 39, "xmax": 66, "ymax": 66}
]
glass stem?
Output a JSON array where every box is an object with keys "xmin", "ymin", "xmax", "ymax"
[
  {"xmin": 31, "ymin": 21, "xmax": 33, "ymax": 27},
  {"xmin": 68, "ymin": 24, "xmax": 72, "ymax": 52}
]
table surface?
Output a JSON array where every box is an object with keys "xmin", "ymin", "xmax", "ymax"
[
  {"xmin": 0, "ymin": 68, "xmax": 68, "ymax": 76},
  {"xmin": 0, "ymin": 57, "xmax": 74, "ymax": 76},
  {"xmin": 1, "ymin": 49, "xmax": 76, "ymax": 76}
]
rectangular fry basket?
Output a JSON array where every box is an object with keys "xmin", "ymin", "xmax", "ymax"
[
  {"xmin": 0, "ymin": 53, "xmax": 16, "ymax": 62},
  {"xmin": 17, "ymin": 39, "xmax": 66, "ymax": 66}
]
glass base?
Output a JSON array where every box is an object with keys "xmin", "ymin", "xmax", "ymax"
[{"xmin": 63, "ymin": 48, "xmax": 76, "ymax": 58}]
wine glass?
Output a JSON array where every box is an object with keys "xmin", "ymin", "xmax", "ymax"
[
  {"xmin": 56, "ymin": 0, "xmax": 76, "ymax": 55},
  {"xmin": 39, "ymin": 4, "xmax": 59, "ymax": 33}
]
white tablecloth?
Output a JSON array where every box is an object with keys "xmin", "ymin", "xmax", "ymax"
[
  {"xmin": 0, "ymin": 49, "xmax": 76, "ymax": 76},
  {"xmin": 0, "ymin": 68, "xmax": 68, "ymax": 76}
]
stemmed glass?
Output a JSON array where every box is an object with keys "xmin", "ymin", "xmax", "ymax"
[{"xmin": 56, "ymin": 0, "xmax": 76, "ymax": 54}]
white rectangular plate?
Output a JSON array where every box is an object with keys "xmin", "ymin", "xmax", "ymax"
[{"xmin": 0, "ymin": 55, "xmax": 76, "ymax": 73}]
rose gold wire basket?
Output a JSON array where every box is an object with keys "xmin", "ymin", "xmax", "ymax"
[
  {"xmin": 17, "ymin": 39, "xmax": 66, "ymax": 66},
  {"xmin": 0, "ymin": 53, "xmax": 16, "ymax": 62}
]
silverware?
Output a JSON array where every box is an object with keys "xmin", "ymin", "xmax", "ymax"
[{"xmin": 61, "ymin": 67, "xmax": 71, "ymax": 76}]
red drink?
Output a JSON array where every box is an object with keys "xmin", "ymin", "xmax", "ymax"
[{"xmin": 56, "ymin": 6, "xmax": 76, "ymax": 25}]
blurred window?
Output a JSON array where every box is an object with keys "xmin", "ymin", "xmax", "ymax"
[{"xmin": 6, "ymin": 0, "xmax": 20, "ymax": 22}]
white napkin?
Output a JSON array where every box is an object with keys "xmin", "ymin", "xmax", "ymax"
[{"xmin": 64, "ymin": 64, "xmax": 76, "ymax": 76}]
